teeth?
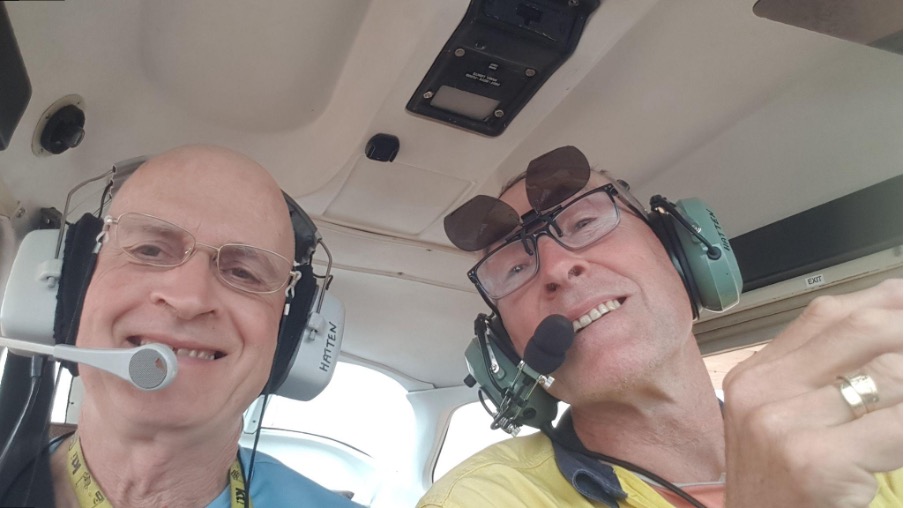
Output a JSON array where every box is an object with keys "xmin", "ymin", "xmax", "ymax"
[
  {"xmin": 174, "ymin": 348, "xmax": 215, "ymax": 360},
  {"xmin": 572, "ymin": 299, "xmax": 622, "ymax": 333},
  {"xmin": 137, "ymin": 339, "xmax": 216, "ymax": 360}
]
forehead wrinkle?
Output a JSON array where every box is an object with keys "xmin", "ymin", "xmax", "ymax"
[{"xmin": 110, "ymin": 145, "xmax": 295, "ymax": 260}]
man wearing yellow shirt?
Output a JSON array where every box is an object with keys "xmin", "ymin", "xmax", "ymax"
[{"xmin": 420, "ymin": 146, "xmax": 901, "ymax": 507}]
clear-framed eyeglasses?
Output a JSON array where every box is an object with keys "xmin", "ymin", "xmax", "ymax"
[
  {"xmin": 469, "ymin": 184, "xmax": 621, "ymax": 300},
  {"xmin": 99, "ymin": 212, "xmax": 300, "ymax": 295}
]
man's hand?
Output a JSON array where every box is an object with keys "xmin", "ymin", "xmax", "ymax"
[{"xmin": 723, "ymin": 278, "xmax": 902, "ymax": 508}]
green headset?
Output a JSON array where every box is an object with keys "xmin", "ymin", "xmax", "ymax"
[
  {"xmin": 646, "ymin": 194, "xmax": 742, "ymax": 319},
  {"xmin": 452, "ymin": 148, "xmax": 743, "ymax": 434}
]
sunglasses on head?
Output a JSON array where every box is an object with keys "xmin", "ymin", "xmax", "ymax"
[
  {"xmin": 445, "ymin": 146, "xmax": 651, "ymax": 301},
  {"xmin": 444, "ymin": 146, "xmax": 593, "ymax": 252}
]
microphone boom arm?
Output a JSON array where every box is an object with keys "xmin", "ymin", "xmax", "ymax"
[{"xmin": 0, "ymin": 336, "xmax": 177, "ymax": 391}]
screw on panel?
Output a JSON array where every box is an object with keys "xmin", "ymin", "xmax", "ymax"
[
  {"xmin": 494, "ymin": 109, "xmax": 505, "ymax": 118},
  {"xmin": 525, "ymin": 68, "xmax": 536, "ymax": 77},
  {"xmin": 423, "ymin": 91, "xmax": 434, "ymax": 99},
  {"xmin": 454, "ymin": 48, "xmax": 466, "ymax": 57},
  {"xmin": 568, "ymin": 0, "xmax": 579, "ymax": 6}
]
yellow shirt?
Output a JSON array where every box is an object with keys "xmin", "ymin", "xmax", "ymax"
[{"xmin": 418, "ymin": 433, "xmax": 903, "ymax": 508}]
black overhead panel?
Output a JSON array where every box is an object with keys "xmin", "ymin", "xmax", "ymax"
[
  {"xmin": 407, "ymin": 0, "xmax": 600, "ymax": 137},
  {"xmin": 0, "ymin": 4, "xmax": 32, "ymax": 151},
  {"xmin": 732, "ymin": 175, "xmax": 903, "ymax": 292}
]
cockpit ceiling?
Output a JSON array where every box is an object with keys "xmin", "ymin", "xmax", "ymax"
[
  {"xmin": 139, "ymin": 1, "xmax": 368, "ymax": 132},
  {"xmin": 2, "ymin": 0, "xmax": 900, "ymax": 389},
  {"xmin": 5, "ymin": 0, "xmax": 899, "ymax": 248}
]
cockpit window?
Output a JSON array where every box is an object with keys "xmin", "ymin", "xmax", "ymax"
[
  {"xmin": 262, "ymin": 361, "xmax": 415, "ymax": 468},
  {"xmin": 434, "ymin": 402, "xmax": 545, "ymax": 482}
]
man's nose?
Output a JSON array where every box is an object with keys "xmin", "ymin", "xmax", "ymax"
[
  {"xmin": 535, "ymin": 235, "xmax": 587, "ymax": 293},
  {"xmin": 149, "ymin": 251, "xmax": 219, "ymax": 319}
]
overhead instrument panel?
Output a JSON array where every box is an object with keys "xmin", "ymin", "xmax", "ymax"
[{"xmin": 406, "ymin": 0, "xmax": 600, "ymax": 136}]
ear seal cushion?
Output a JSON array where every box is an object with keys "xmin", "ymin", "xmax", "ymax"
[
  {"xmin": 283, "ymin": 192, "xmax": 318, "ymax": 264},
  {"xmin": 53, "ymin": 213, "xmax": 103, "ymax": 376},
  {"xmin": 265, "ymin": 263, "xmax": 317, "ymax": 394},
  {"xmin": 264, "ymin": 193, "xmax": 322, "ymax": 394},
  {"xmin": 487, "ymin": 314, "xmax": 522, "ymax": 364},
  {"xmin": 646, "ymin": 209, "xmax": 703, "ymax": 319}
]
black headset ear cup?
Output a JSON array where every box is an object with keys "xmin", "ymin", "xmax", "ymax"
[
  {"xmin": 265, "ymin": 193, "xmax": 322, "ymax": 394},
  {"xmin": 53, "ymin": 214, "xmax": 103, "ymax": 376},
  {"xmin": 265, "ymin": 263, "xmax": 317, "ymax": 394},
  {"xmin": 647, "ymin": 208, "xmax": 703, "ymax": 319}
]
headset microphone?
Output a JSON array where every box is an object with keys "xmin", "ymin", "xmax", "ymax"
[
  {"xmin": 523, "ymin": 314, "xmax": 575, "ymax": 375},
  {"xmin": 0, "ymin": 337, "xmax": 177, "ymax": 391},
  {"xmin": 477, "ymin": 314, "xmax": 574, "ymax": 435}
]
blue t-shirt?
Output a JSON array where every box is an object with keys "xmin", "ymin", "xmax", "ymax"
[{"xmin": 207, "ymin": 448, "xmax": 360, "ymax": 507}]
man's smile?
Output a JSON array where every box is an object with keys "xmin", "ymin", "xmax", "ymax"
[
  {"xmin": 128, "ymin": 337, "xmax": 224, "ymax": 360},
  {"xmin": 571, "ymin": 297, "xmax": 624, "ymax": 333}
]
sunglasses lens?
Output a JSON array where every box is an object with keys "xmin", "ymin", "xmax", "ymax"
[
  {"xmin": 525, "ymin": 146, "xmax": 591, "ymax": 211},
  {"xmin": 444, "ymin": 195, "xmax": 520, "ymax": 251}
]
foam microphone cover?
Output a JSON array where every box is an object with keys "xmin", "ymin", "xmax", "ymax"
[{"xmin": 523, "ymin": 314, "xmax": 575, "ymax": 375}]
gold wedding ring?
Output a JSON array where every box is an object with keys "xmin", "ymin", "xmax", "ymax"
[{"xmin": 837, "ymin": 373, "xmax": 880, "ymax": 419}]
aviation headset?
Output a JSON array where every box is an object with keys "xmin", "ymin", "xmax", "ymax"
[
  {"xmin": 50, "ymin": 164, "xmax": 322, "ymax": 395},
  {"xmin": 0, "ymin": 157, "xmax": 337, "ymax": 504},
  {"xmin": 455, "ymin": 146, "xmax": 743, "ymax": 433}
]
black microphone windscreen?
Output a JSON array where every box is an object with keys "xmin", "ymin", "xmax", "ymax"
[{"xmin": 523, "ymin": 314, "xmax": 574, "ymax": 375}]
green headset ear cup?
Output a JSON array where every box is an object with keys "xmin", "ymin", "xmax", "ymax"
[
  {"xmin": 464, "ymin": 337, "xmax": 502, "ymax": 396},
  {"xmin": 464, "ymin": 316, "xmax": 559, "ymax": 430},
  {"xmin": 671, "ymin": 198, "xmax": 742, "ymax": 312}
]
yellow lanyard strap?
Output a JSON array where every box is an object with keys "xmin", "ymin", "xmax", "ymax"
[{"xmin": 67, "ymin": 435, "xmax": 252, "ymax": 508}]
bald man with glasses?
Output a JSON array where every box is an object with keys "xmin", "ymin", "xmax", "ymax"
[{"xmin": 3, "ymin": 145, "xmax": 359, "ymax": 508}]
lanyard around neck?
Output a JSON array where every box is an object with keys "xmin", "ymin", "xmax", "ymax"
[
  {"xmin": 66, "ymin": 435, "xmax": 253, "ymax": 508},
  {"xmin": 544, "ymin": 414, "xmax": 707, "ymax": 508}
]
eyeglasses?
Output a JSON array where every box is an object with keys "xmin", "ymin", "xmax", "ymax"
[
  {"xmin": 100, "ymin": 212, "xmax": 300, "ymax": 294},
  {"xmin": 469, "ymin": 185, "xmax": 621, "ymax": 300}
]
